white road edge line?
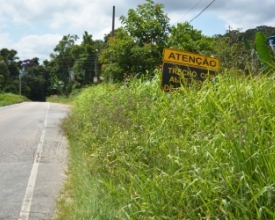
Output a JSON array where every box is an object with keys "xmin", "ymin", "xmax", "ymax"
[{"xmin": 18, "ymin": 103, "xmax": 50, "ymax": 220}]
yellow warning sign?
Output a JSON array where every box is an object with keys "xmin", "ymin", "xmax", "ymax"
[{"xmin": 163, "ymin": 48, "xmax": 220, "ymax": 71}]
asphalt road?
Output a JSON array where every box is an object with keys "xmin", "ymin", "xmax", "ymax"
[{"xmin": 0, "ymin": 102, "xmax": 70, "ymax": 220}]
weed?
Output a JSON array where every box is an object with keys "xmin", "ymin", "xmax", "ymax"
[{"xmin": 56, "ymin": 72, "xmax": 275, "ymax": 219}]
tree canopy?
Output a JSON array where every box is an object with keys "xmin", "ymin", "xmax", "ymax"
[
  {"xmin": 1, "ymin": 0, "xmax": 275, "ymax": 98},
  {"xmin": 100, "ymin": 0, "xmax": 170, "ymax": 81}
]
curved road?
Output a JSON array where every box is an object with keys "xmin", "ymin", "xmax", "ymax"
[{"xmin": 0, "ymin": 102, "xmax": 70, "ymax": 220}]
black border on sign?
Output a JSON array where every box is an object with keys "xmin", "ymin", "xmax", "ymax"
[
  {"xmin": 161, "ymin": 62, "xmax": 217, "ymax": 92},
  {"xmin": 163, "ymin": 48, "xmax": 220, "ymax": 72}
]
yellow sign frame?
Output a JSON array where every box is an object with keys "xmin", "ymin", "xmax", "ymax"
[{"xmin": 163, "ymin": 48, "xmax": 220, "ymax": 72}]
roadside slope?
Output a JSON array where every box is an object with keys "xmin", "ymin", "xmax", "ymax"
[{"xmin": 57, "ymin": 74, "xmax": 275, "ymax": 219}]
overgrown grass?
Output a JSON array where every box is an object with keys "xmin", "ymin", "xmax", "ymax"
[
  {"xmin": 56, "ymin": 72, "xmax": 275, "ymax": 219},
  {"xmin": 0, "ymin": 93, "xmax": 29, "ymax": 106},
  {"xmin": 46, "ymin": 95, "xmax": 70, "ymax": 104},
  {"xmin": 46, "ymin": 89, "xmax": 83, "ymax": 104}
]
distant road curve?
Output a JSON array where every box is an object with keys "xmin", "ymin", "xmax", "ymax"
[{"xmin": 0, "ymin": 102, "xmax": 70, "ymax": 220}]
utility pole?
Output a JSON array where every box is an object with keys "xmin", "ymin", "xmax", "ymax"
[
  {"xmin": 19, "ymin": 74, "xmax": 21, "ymax": 95},
  {"xmin": 112, "ymin": 6, "xmax": 115, "ymax": 37},
  {"xmin": 19, "ymin": 69, "xmax": 24, "ymax": 95},
  {"xmin": 94, "ymin": 49, "xmax": 98, "ymax": 83},
  {"xmin": 110, "ymin": 6, "xmax": 115, "ymax": 83},
  {"xmin": 19, "ymin": 67, "xmax": 28, "ymax": 95}
]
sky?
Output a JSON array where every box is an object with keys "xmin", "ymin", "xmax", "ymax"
[{"xmin": 0, "ymin": 0, "xmax": 275, "ymax": 62}]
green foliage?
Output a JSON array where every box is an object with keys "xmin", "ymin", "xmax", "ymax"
[
  {"xmin": 100, "ymin": 0, "xmax": 170, "ymax": 81},
  {"xmin": 0, "ymin": 75, "xmax": 4, "ymax": 91},
  {"xmin": 0, "ymin": 48, "xmax": 51, "ymax": 100},
  {"xmin": 255, "ymin": 32, "xmax": 273, "ymax": 65},
  {"xmin": 0, "ymin": 48, "xmax": 20, "ymax": 79},
  {"xmin": 58, "ymin": 71, "xmax": 275, "ymax": 219},
  {"xmin": 211, "ymin": 33, "xmax": 254, "ymax": 73},
  {"xmin": 121, "ymin": 0, "xmax": 170, "ymax": 47},
  {"xmin": 0, "ymin": 93, "xmax": 29, "ymax": 106},
  {"xmin": 0, "ymin": 61, "xmax": 9, "ymax": 87},
  {"xmin": 22, "ymin": 69, "xmax": 47, "ymax": 101},
  {"xmin": 213, "ymin": 27, "xmax": 275, "ymax": 74},
  {"xmin": 243, "ymin": 37, "xmax": 252, "ymax": 51},
  {"xmin": 241, "ymin": 31, "xmax": 275, "ymax": 74},
  {"xmin": 50, "ymin": 34, "xmax": 79, "ymax": 83},
  {"xmin": 71, "ymin": 32, "xmax": 101, "ymax": 84},
  {"xmin": 168, "ymin": 22, "xmax": 215, "ymax": 55},
  {"xmin": 242, "ymin": 26, "xmax": 275, "ymax": 42},
  {"xmin": 48, "ymin": 32, "xmax": 103, "ymax": 91},
  {"xmin": 100, "ymin": 28, "xmax": 135, "ymax": 82}
]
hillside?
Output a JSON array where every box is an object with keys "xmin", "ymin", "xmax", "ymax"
[
  {"xmin": 0, "ymin": 93, "xmax": 29, "ymax": 106},
  {"xmin": 220, "ymin": 25, "xmax": 275, "ymax": 44}
]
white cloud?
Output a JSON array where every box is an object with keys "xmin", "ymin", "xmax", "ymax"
[
  {"xmin": 1, "ymin": 0, "xmax": 275, "ymax": 61},
  {"xmin": 1, "ymin": 0, "xmax": 81, "ymax": 25},
  {"xmin": 11, "ymin": 34, "xmax": 62, "ymax": 61},
  {"xmin": 158, "ymin": 0, "xmax": 275, "ymax": 32},
  {"xmin": 0, "ymin": 33, "xmax": 13, "ymax": 46},
  {"xmin": 215, "ymin": 0, "xmax": 275, "ymax": 31}
]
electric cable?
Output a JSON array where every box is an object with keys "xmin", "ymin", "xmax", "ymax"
[
  {"xmin": 189, "ymin": 0, "xmax": 215, "ymax": 23},
  {"xmin": 175, "ymin": 0, "xmax": 203, "ymax": 24}
]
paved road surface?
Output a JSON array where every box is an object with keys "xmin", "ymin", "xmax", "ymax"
[{"xmin": 0, "ymin": 102, "xmax": 70, "ymax": 220}]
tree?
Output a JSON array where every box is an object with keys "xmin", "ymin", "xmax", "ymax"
[
  {"xmin": 22, "ymin": 64, "xmax": 47, "ymax": 101},
  {"xmin": 100, "ymin": 28, "xmax": 135, "ymax": 81},
  {"xmin": 212, "ymin": 28, "xmax": 257, "ymax": 73},
  {"xmin": 168, "ymin": 22, "xmax": 215, "ymax": 55},
  {"xmin": 71, "ymin": 31, "xmax": 98, "ymax": 85},
  {"xmin": 21, "ymin": 59, "xmax": 37, "ymax": 69},
  {"xmin": 0, "ymin": 48, "xmax": 20, "ymax": 93},
  {"xmin": 0, "ymin": 61, "xmax": 9, "ymax": 91},
  {"xmin": 0, "ymin": 48, "xmax": 19, "ymax": 79},
  {"xmin": 82, "ymin": 31, "xmax": 94, "ymax": 46},
  {"xmin": 48, "ymin": 32, "xmax": 105, "ymax": 94},
  {"xmin": 121, "ymin": 0, "xmax": 170, "ymax": 47},
  {"xmin": 51, "ymin": 34, "xmax": 79, "ymax": 83},
  {"xmin": 100, "ymin": 0, "xmax": 170, "ymax": 81}
]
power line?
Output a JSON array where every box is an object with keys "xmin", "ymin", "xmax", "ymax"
[
  {"xmin": 175, "ymin": 0, "xmax": 203, "ymax": 24},
  {"xmin": 189, "ymin": 0, "xmax": 215, "ymax": 23}
]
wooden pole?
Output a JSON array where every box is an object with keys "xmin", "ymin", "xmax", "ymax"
[{"xmin": 112, "ymin": 6, "xmax": 115, "ymax": 37}]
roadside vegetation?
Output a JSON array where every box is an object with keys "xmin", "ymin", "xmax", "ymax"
[
  {"xmin": 51, "ymin": 0, "xmax": 275, "ymax": 219},
  {"xmin": 0, "ymin": 1, "xmax": 274, "ymax": 102},
  {"xmin": 0, "ymin": 93, "xmax": 29, "ymax": 107},
  {"xmin": 0, "ymin": 0, "xmax": 274, "ymax": 218},
  {"xmin": 56, "ymin": 71, "xmax": 275, "ymax": 219},
  {"xmin": 46, "ymin": 89, "xmax": 82, "ymax": 104}
]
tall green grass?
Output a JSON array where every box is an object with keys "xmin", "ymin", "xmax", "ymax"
[
  {"xmin": 46, "ymin": 89, "xmax": 83, "ymax": 104},
  {"xmin": 0, "ymin": 93, "xmax": 29, "ymax": 106},
  {"xmin": 57, "ymin": 72, "xmax": 275, "ymax": 219}
]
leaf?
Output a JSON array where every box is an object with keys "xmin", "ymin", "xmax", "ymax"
[{"xmin": 255, "ymin": 32, "xmax": 273, "ymax": 64}]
